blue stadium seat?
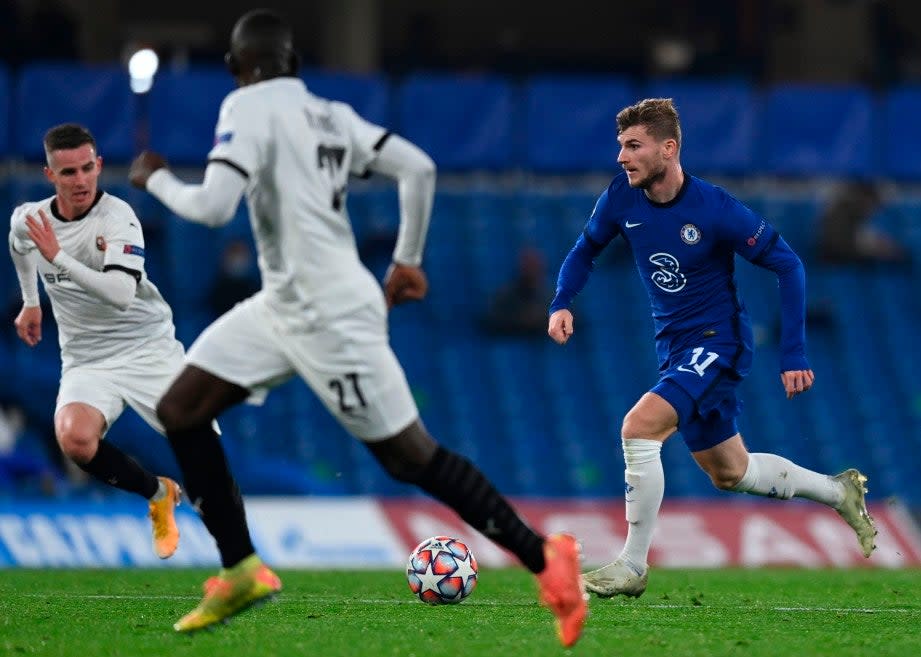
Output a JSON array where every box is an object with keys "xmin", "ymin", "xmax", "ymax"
[
  {"xmin": 762, "ymin": 85, "xmax": 874, "ymax": 177},
  {"xmin": 396, "ymin": 74, "xmax": 514, "ymax": 171},
  {"xmin": 427, "ymin": 192, "xmax": 479, "ymax": 318},
  {"xmin": 7, "ymin": 175, "xmax": 53, "ymax": 208},
  {"xmin": 0, "ymin": 178, "xmax": 9, "ymax": 303},
  {"xmin": 883, "ymin": 86, "xmax": 921, "ymax": 180},
  {"xmin": 643, "ymin": 78, "xmax": 757, "ymax": 175},
  {"xmin": 302, "ymin": 69, "xmax": 390, "ymax": 126},
  {"xmin": 0, "ymin": 65, "xmax": 9, "ymax": 157},
  {"xmin": 148, "ymin": 67, "xmax": 235, "ymax": 166},
  {"xmin": 4, "ymin": 172, "xmax": 921, "ymax": 502},
  {"xmin": 524, "ymin": 76, "xmax": 635, "ymax": 172},
  {"xmin": 15, "ymin": 64, "xmax": 137, "ymax": 162},
  {"xmin": 147, "ymin": 68, "xmax": 388, "ymax": 166}
]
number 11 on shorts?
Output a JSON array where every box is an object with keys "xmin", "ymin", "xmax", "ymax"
[{"xmin": 676, "ymin": 347, "xmax": 719, "ymax": 377}]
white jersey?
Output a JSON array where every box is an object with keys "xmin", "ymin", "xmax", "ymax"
[
  {"xmin": 9, "ymin": 192, "xmax": 176, "ymax": 370},
  {"xmin": 208, "ymin": 77, "xmax": 387, "ymax": 324}
]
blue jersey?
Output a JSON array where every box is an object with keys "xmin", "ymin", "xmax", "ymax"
[{"xmin": 551, "ymin": 173, "xmax": 808, "ymax": 373}]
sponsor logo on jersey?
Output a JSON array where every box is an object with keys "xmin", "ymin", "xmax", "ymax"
[
  {"xmin": 746, "ymin": 219, "xmax": 766, "ymax": 246},
  {"xmin": 123, "ymin": 244, "xmax": 145, "ymax": 257},
  {"xmin": 95, "ymin": 236, "xmax": 106, "ymax": 251},
  {"xmin": 680, "ymin": 223, "xmax": 701, "ymax": 245},
  {"xmin": 214, "ymin": 131, "xmax": 234, "ymax": 145},
  {"xmin": 649, "ymin": 252, "xmax": 687, "ymax": 292}
]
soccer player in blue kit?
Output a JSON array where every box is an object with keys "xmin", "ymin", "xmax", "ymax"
[{"xmin": 548, "ymin": 98, "xmax": 878, "ymax": 598}]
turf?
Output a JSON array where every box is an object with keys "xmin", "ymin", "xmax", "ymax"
[{"xmin": 1, "ymin": 568, "xmax": 918, "ymax": 657}]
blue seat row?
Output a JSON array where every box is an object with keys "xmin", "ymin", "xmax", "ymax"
[
  {"xmin": 4, "ymin": 182, "xmax": 921, "ymax": 502},
  {"xmin": 5, "ymin": 63, "xmax": 921, "ymax": 178}
]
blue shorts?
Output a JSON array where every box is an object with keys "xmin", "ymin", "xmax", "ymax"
[{"xmin": 651, "ymin": 341, "xmax": 750, "ymax": 452}]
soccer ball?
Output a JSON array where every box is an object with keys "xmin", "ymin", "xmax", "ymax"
[{"xmin": 406, "ymin": 535, "xmax": 478, "ymax": 604}]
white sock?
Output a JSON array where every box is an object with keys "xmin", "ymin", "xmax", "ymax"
[
  {"xmin": 618, "ymin": 438, "xmax": 664, "ymax": 571},
  {"xmin": 150, "ymin": 477, "xmax": 167, "ymax": 501},
  {"xmin": 731, "ymin": 452, "xmax": 844, "ymax": 507}
]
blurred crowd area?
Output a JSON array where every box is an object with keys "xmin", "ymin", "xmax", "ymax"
[
  {"xmin": 2, "ymin": 0, "xmax": 921, "ymax": 504},
  {"xmin": 2, "ymin": 175, "xmax": 920, "ymax": 503}
]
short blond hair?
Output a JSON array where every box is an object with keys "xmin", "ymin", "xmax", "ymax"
[{"xmin": 616, "ymin": 98, "xmax": 681, "ymax": 150}]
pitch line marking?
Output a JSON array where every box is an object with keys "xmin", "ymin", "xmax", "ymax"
[{"xmin": 18, "ymin": 593, "xmax": 919, "ymax": 613}]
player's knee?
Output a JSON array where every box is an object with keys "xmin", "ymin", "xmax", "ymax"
[
  {"xmin": 156, "ymin": 395, "xmax": 188, "ymax": 432},
  {"xmin": 55, "ymin": 423, "xmax": 100, "ymax": 464},
  {"xmin": 708, "ymin": 466, "xmax": 745, "ymax": 490},
  {"xmin": 621, "ymin": 408, "xmax": 670, "ymax": 441},
  {"xmin": 367, "ymin": 421, "xmax": 438, "ymax": 483}
]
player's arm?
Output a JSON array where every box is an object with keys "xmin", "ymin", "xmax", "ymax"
[
  {"xmin": 365, "ymin": 134, "xmax": 436, "ymax": 306},
  {"xmin": 548, "ymin": 188, "xmax": 620, "ymax": 344},
  {"xmin": 728, "ymin": 199, "xmax": 812, "ymax": 397},
  {"xmin": 340, "ymin": 99, "xmax": 435, "ymax": 306},
  {"xmin": 24, "ymin": 210, "xmax": 137, "ymax": 311},
  {"xmin": 366, "ymin": 134, "xmax": 436, "ymax": 268},
  {"xmin": 750, "ymin": 235, "xmax": 814, "ymax": 396},
  {"xmin": 9, "ymin": 208, "xmax": 40, "ymax": 306},
  {"xmin": 9, "ymin": 215, "xmax": 42, "ymax": 346},
  {"xmin": 131, "ymin": 152, "xmax": 247, "ymax": 228}
]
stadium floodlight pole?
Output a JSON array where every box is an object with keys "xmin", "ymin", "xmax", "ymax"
[{"xmin": 128, "ymin": 47, "xmax": 159, "ymax": 153}]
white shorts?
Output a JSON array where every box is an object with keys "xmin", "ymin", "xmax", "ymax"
[
  {"xmin": 56, "ymin": 339, "xmax": 185, "ymax": 435},
  {"xmin": 185, "ymin": 293, "xmax": 419, "ymax": 442}
]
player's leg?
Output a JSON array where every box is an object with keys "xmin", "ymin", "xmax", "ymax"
[
  {"xmin": 692, "ymin": 433, "xmax": 877, "ymax": 556},
  {"xmin": 55, "ymin": 401, "xmax": 160, "ymax": 497},
  {"xmin": 367, "ymin": 420, "xmax": 543, "ymax": 571},
  {"xmin": 119, "ymin": 341, "xmax": 198, "ymax": 559},
  {"xmin": 158, "ymin": 297, "xmax": 288, "ymax": 631},
  {"xmin": 581, "ymin": 389, "xmax": 678, "ymax": 599},
  {"xmin": 55, "ymin": 369, "xmax": 182, "ymax": 556},
  {"xmin": 366, "ymin": 421, "xmax": 585, "ymax": 646},
  {"xmin": 156, "ymin": 295, "xmax": 291, "ymax": 632},
  {"xmin": 291, "ymin": 302, "xmax": 585, "ymax": 646},
  {"xmin": 157, "ymin": 366, "xmax": 281, "ymax": 632}
]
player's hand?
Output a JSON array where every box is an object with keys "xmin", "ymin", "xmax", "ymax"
[
  {"xmin": 384, "ymin": 263, "xmax": 428, "ymax": 307},
  {"xmin": 781, "ymin": 369, "xmax": 815, "ymax": 399},
  {"xmin": 129, "ymin": 151, "xmax": 168, "ymax": 189},
  {"xmin": 14, "ymin": 304, "xmax": 42, "ymax": 347},
  {"xmin": 548, "ymin": 309, "xmax": 574, "ymax": 345},
  {"xmin": 25, "ymin": 210, "xmax": 60, "ymax": 262}
]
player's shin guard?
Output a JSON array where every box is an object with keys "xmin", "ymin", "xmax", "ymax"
[
  {"xmin": 413, "ymin": 446, "xmax": 546, "ymax": 573},
  {"xmin": 166, "ymin": 424, "xmax": 255, "ymax": 567},
  {"xmin": 620, "ymin": 438, "xmax": 664, "ymax": 569},
  {"xmin": 77, "ymin": 440, "xmax": 159, "ymax": 498},
  {"xmin": 731, "ymin": 452, "xmax": 843, "ymax": 506}
]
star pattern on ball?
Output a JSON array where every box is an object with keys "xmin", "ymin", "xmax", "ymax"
[
  {"xmin": 452, "ymin": 553, "xmax": 477, "ymax": 586},
  {"xmin": 415, "ymin": 561, "xmax": 445, "ymax": 594}
]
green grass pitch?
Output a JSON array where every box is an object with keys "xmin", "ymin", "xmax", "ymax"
[{"xmin": 1, "ymin": 568, "xmax": 919, "ymax": 657}]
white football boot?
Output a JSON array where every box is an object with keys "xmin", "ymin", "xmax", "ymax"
[
  {"xmin": 582, "ymin": 559, "xmax": 648, "ymax": 598},
  {"xmin": 833, "ymin": 468, "xmax": 878, "ymax": 558}
]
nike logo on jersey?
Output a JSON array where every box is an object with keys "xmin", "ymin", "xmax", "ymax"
[{"xmin": 625, "ymin": 221, "xmax": 643, "ymax": 228}]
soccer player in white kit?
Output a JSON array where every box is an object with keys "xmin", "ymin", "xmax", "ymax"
[
  {"xmin": 127, "ymin": 9, "xmax": 587, "ymax": 644},
  {"xmin": 8, "ymin": 124, "xmax": 182, "ymax": 559}
]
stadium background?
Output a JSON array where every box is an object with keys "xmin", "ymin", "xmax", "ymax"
[{"xmin": 2, "ymin": 0, "xmax": 921, "ymax": 570}]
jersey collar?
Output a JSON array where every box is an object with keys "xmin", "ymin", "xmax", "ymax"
[
  {"xmin": 50, "ymin": 190, "xmax": 104, "ymax": 222},
  {"xmin": 645, "ymin": 173, "xmax": 690, "ymax": 209}
]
